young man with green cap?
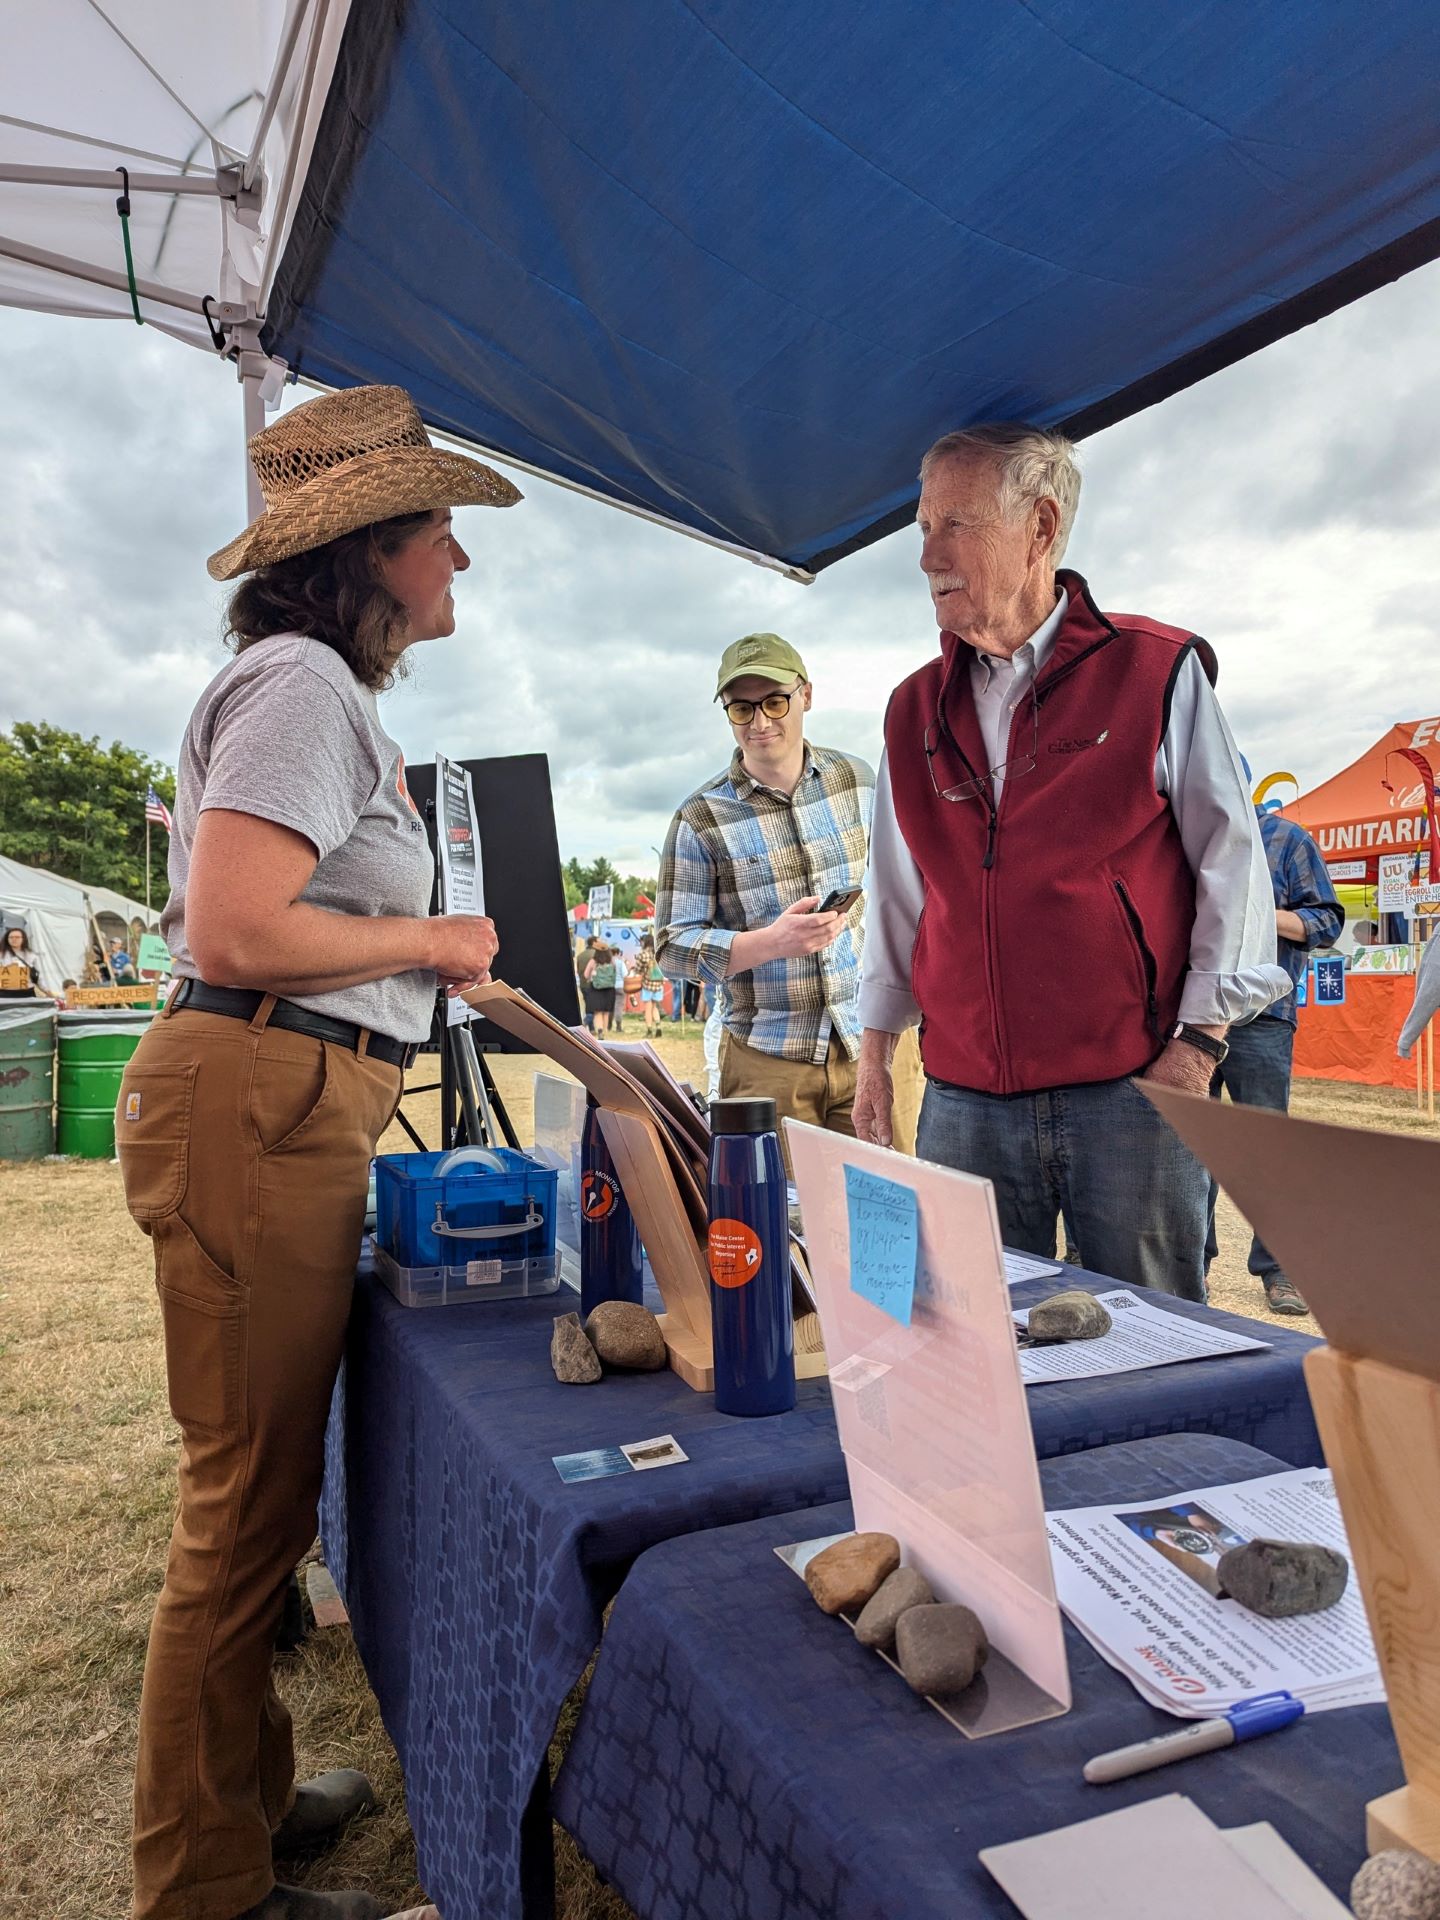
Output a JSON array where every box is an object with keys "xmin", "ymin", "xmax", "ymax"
[{"xmin": 655, "ymin": 633, "xmax": 875, "ymax": 1138}]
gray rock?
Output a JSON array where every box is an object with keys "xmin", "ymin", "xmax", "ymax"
[
  {"xmin": 854, "ymin": 1566, "xmax": 935, "ymax": 1650},
  {"xmin": 895, "ymin": 1602, "xmax": 989, "ymax": 1697},
  {"xmin": 1217, "ymin": 1538, "xmax": 1349, "ymax": 1617},
  {"xmin": 550, "ymin": 1312, "xmax": 601, "ymax": 1385},
  {"xmin": 1352, "ymin": 1850, "xmax": 1440, "ymax": 1920},
  {"xmin": 804, "ymin": 1532, "xmax": 901, "ymax": 1615},
  {"xmin": 1027, "ymin": 1289, "xmax": 1113, "ymax": 1341},
  {"xmin": 584, "ymin": 1299, "xmax": 667, "ymax": 1371}
]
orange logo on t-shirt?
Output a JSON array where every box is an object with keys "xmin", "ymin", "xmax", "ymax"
[
  {"xmin": 581, "ymin": 1171, "xmax": 619, "ymax": 1221},
  {"xmin": 708, "ymin": 1218, "xmax": 763, "ymax": 1288},
  {"xmin": 396, "ymin": 753, "xmax": 420, "ymax": 818}
]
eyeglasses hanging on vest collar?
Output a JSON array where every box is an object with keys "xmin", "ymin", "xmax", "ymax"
[{"xmin": 924, "ymin": 682, "xmax": 1040, "ymax": 803}]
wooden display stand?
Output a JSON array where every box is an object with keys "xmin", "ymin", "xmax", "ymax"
[
  {"xmin": 1143, "ymin": 1084, "xmax": 1440, "ymax": 1866},
  {"xmin": 1304, "ymin": 1350, "xmax": 1440, "ymax": 1858},
  {"xmin": 462, "ymin": 981, "xmax": 826, "ymax": 1392}
]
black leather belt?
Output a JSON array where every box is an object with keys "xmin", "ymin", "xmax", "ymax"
[{"xmin": 169, "ymin": 977, "xmax": 418, "ymax": 1070}]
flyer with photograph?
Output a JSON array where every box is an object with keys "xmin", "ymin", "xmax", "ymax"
[{"xmin": 1047, "ymin": 1467, "xmax": 1382, "ymax": 1718}]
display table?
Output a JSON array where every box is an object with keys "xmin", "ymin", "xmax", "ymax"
[
  {"xmin": 555, "ymin": 1434, "xmax": 1399, "ymax": 1920},
  {"xmin": 319, "ymin": 1266, "xmax": 1320, "ymax": 1920},
  {"xmin": 1295, "ymin": 971, "xmax": 1415, "ymax": 1089}
]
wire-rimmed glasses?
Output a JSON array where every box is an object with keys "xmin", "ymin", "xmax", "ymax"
[{"xmin": 924, "ymin": 688, "xmax": 1039, "ymax": 802}]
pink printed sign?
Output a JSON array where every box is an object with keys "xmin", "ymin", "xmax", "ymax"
[{"xmin": 786, "ymin": 1121, "xmax": 1070, "ymax": 1712}]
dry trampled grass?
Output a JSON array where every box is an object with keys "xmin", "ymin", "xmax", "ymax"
[{"xmin": 1, "ymin": 1038, "xmax": 1431, "ymax": 1917}]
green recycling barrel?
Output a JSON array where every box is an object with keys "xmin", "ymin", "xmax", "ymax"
[
  {"xmin": 0, "ymin": 1000, "xmax": 57, "ymax": 1160},
  {"xmin": 57, "ymin": 1009, "xmax": 154, "ymax": 1158}
]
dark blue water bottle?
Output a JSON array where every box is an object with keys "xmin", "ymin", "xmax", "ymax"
[
  {"xmin": 579, "ymin": 1097, "xmax": 644, "ymax": 1316},
  {"xmin": 706, "ymin": 1097, "xmax": 794, "ymax": 1417}
]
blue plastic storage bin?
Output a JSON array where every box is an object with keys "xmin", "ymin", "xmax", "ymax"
[{"xmin": 375, "ymin": 1147, "xmax": 558, "ymax": 1270}]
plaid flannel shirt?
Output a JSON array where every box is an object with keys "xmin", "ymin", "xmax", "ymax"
[
  {"xmin": 1257, "ymin": 809, "xmax": 1345, "ymax": 1025},
  {"xmin": 655, "ymin": 744, "xmax": 875, "ymax": 1064}
]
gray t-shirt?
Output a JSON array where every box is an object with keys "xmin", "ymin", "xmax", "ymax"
[{"xmin": 163, "ymin": 633, "xmax": 437, "ymax": 1041}]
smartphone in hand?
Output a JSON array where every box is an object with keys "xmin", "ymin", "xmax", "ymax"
[{"xmin": 813, "ymin": 886, "xmax": 862, "ymax": 916}]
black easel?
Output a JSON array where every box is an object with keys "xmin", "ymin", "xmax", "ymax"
[{"xmin": 389, "ymin": 799, "xmax": 521, "ymax": 1154}]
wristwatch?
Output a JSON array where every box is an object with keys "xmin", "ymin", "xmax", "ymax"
[{"xmin": 1172, "ymin": 1022, "xmax": 1229, "ymax": 1066}]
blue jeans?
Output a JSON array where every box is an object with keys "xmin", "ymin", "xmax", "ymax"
[
  {"xmin": 917, "ymin": 1075, "xmax": 1210, "ymax": 1300},
  {"xmin": 1203, "ymin": 1015, "xmax": 1294, "ymax": 1280}
]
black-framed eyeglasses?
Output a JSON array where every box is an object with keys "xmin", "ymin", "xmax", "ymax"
[
  {"xmin": 924, "ymin": 687, "xmax": 1039, "ymax": 802},
  {"xmin": 721, "ymin": 682, "xmax": 805, "ymax": 725}
]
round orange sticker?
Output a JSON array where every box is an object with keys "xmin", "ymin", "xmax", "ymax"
[
  {"xmin": 708, "ymin": 1218, "xmax": 763, "ymax": 1288},
  {"xmin": 581, "ymin": 1171, "xmax": 618, "ymax": 1221}
]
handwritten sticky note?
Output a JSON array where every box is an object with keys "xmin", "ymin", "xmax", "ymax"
[{"xmin": 844, "ymin": 1164, "xmax": 919, "ymax": 1326}]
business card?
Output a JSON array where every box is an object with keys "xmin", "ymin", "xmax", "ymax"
[{"xmin": 552, "ymin": 1434, "xmax": 689, "ymax": 1483}]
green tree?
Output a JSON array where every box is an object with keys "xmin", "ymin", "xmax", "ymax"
[
  {"xmin": 559, "ymin": 856, "xmax": 658, "ymax": 919},
  {"xmin": 0, "ymin": 721, "xmax": 177, "ymax": 906}
]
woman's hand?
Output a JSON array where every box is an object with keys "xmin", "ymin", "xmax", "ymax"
[{"xmin": 428, "ymin": 914, "xmax": 500, "ymax": 988}]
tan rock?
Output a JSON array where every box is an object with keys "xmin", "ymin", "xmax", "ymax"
[
  {"xmin": 804, "ymin": 1532, "xmax": 901, "ymax": 1615},
  {"xmin": 584, "ymin": 1299, "xmax": 667, "ymax": 1370}
]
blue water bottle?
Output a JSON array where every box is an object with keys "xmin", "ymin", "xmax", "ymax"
[
  {"xmin": 706, "ymin": 1097, "xmax": 795, "ymax": 1417},
  {"xmin": 579, "ymin": 1097, "xmax": 644, "ymax": 1316}
]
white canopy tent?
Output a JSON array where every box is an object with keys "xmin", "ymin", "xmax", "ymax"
[
  {"xmin": 0, "ymin": 0, "xmax": 351, "ymax": 514},
  {"xmin": 0, "ymin": 850, "xmax": 156, "ymax": 991}
]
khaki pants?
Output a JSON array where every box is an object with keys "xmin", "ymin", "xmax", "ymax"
[
  {"xmin": 117, "ymin": 1001, "xmax": 401, "ymax": 1920},
  {"xmin": 718, "ymin": 1029, "xmax": 857, "ymax": 1167}
]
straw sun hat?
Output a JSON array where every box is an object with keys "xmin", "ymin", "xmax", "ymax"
[{"xmin": 206, "ymin": 384, "xmax": 522, "ymax": 581}]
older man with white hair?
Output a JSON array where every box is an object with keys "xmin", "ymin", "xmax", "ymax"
[{"xmin": 854, "ymin": 423, "xmax": 1287, "ymax": 1300}]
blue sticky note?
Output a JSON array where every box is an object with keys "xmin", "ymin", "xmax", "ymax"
[{"xmin": 845, "ymin": 1164, "xmax": 919, "ymax": 1327}]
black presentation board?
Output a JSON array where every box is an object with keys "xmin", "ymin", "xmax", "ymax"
[{"xmin": 404, "ymin": 753, "xmax": 577, "ymax": 1051}]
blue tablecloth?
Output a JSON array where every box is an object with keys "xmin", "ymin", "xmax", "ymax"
[
  {"xmin": 555, "ymin": 1435, "xmax": 1399, "ymax": 1919},
  {"xmin": 319, "ymin": 1269, "xmax": 1320, "ymax": 1920}
]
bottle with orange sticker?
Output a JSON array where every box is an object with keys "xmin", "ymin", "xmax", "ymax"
[
  {"xmin": 579, "ymin": 1096, "xmax": 644, "ymax": 1316},
  {"xmin": 706, "ymin": 1097, "xmax": 795, "ymax": 1417}
]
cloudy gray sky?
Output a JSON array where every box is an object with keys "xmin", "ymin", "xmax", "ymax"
[{"xmin": 2, "ymin": 260, "xmax": 1437, "ymax": 874}]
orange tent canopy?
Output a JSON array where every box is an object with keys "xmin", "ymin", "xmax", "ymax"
[{"xmin": 1281, "ymin": 717, "xmax": 1438, "ymax": 878}]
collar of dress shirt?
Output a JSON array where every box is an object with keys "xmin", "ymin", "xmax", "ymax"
[
  {"xmin": 727, "ymin": 740, "xmax": 818, "ymax": 799},
  {"xmin": 969, "ymin": 587, "xmax": 1069, "ymax": 691}
]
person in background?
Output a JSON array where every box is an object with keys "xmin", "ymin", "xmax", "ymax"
[
  {"xmin": 107, "ymin": 936, "xmax": 138, "ymax": 983},
  {"xmin": 1204, "ymin": 775, "xmax": 1344, "ymax": 1316},
  {"xmin": 638, "ymin": 936, "xmax": 665, "ymax": 1034},
  {"xmin": 584, "ymin": 942, "xmax": 617, "ymax": 1034},
  {"xmin": 856, "ymin": 422, "xmax": 1286, "ymax": 1300},
  {"xmin": 115, "ymin": 382, "xmax": 515, "ymax": 1920},
  {"xmin": 656, "ymin": 632, "xmax": 874, "ymax": 1139},
  {"xmin": 575, "ymin": 932, "xmax": 598, "ymax": 1027},
  {"xmin": 612, "ymin": 940, "xmax": 630, "ymax": 1032},
  {"xmin": 1, "ymin": 923, "xmax": 42, "ymax": 996}
]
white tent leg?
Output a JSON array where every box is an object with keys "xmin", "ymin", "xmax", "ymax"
[{"xmin": 242, "ymin": 367, "xmax": 265, "ymax": 520}]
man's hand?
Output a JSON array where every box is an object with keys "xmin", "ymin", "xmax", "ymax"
[
  {"xmin": 1275, "ymin": 907, "xmax": 1306, "ymax": 944},
  {"xmin": 428, "ymin": 914, "xmax": 500, "ymax": 988},
  {"xmin": 766, "ymin": 897, "xmax": 843, "ymax": 959},
  {"xmin": 1142, "ymin": 1032, "xmax": 1223, "ymax": 1097},
  {"xmin": 853, "ymin": 1028, "xmax": 899, "ymax": 1146}
]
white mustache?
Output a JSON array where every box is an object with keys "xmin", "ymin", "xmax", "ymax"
[{"xmin": 928, "ymin": 575, "xmax": 966, "ymax": 595}]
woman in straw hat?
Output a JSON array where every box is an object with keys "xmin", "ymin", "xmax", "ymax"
[{"xmin": 116, "ymin": 385, "xmax": 521, "ymax": 1920}]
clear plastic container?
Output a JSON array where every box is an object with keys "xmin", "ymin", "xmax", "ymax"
[{"xmin": 372, "ymin": 1243, "xmax": 563, "ymax": 1309}]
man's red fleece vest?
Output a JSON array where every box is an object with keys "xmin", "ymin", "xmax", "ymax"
[{"xmin": 885, "ymin": 570, "xmax": 1214, "ymax": 1096}]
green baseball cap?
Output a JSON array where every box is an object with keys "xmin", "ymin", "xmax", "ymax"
[{"xmin": 715, "ymin": 632, "xmax": 809, "ymax": 699}]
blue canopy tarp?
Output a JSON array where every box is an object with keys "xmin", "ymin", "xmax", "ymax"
[{"xmin": 266, "ymin": 1, "xmax": 1440, "ymax": 576}]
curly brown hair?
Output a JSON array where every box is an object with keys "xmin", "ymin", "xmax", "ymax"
[{"xmin": 223, "ymin": 509, "xmax": 436, "ymax": 690}]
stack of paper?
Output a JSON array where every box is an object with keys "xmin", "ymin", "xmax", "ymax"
[
  {"xmin": 1013, "ymin": 1288, "xmax": 1269, "ymax": 1383},
  {"xmin": 1046, "ymin": 1467, "xmax": 1384, "ymax": 1717},
  {"xmin": 981, "ymin": 1796, "xmax": 1352, "ymax": 1920}
]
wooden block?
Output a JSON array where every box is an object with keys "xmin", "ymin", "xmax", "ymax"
[
  {"xmin": 1367, "ymin": 1784, "xmax": 1440, "ymax": 1861},
  {"xmin": 305, "ymin": 1562, "xmax": 350, "ymax": 1629},
  {"xmin": 1305, "ymin": 1346, "xmax": 1440, "ymax": 1857}
]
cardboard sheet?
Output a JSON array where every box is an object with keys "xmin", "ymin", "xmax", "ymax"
[{"xmin": 1142, "ymin": 1085, "xmax": 1440, "ymax": 1381}]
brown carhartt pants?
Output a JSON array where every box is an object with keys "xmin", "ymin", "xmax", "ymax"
[{"xmin": 117, "ymin": 999, "xmax": 401, "ymax": 1920}]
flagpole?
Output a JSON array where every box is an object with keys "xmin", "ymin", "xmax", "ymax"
[{"xmin": 146, "ymin": 813, "xmax": 152, "ymax": 916}]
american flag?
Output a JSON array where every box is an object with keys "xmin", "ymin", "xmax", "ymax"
[{"xmin": 145, "ymin": 785, "xmax": 173, "ymax": 833}]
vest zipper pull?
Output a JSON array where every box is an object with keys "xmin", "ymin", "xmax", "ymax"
[{"xmin": 982, "ymin": 808, "xmax": 998, "ymax": 870}]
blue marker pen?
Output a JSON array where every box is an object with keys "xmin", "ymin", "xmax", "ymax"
[{"xmin": 1083, "ymin": 1691, "xmax": 1305, "ymax": 1784}]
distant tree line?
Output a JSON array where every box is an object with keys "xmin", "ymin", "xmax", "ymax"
[{"xmin": 0, "ymin": 721, "xmax": 177, "ymax": 906}]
